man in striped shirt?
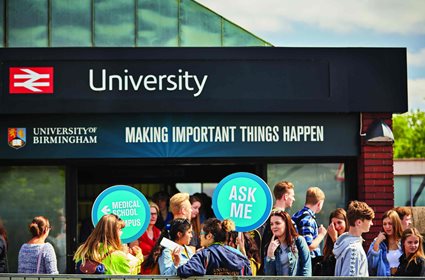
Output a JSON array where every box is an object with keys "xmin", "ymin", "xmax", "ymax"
[{"xmin": 292, "ymin": 187, "xmax": 327, "ymax": 258}]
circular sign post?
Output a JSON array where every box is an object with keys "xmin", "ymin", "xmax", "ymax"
[
  {"xmin": 91, "ymin": 185, "xmax": 150, "ymax": 243},
  {"xmin": 212, "ymin": 172, "xmax": 272, "ymax": 232}
]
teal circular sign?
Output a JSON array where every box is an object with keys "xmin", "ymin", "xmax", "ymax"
[
  {"xmin": 212, "ymin": 172, "xmax": 272, "ymax": 232},
  {"xmin": 92, "ymin": 185, "xmax": 150, "ymax": 243}
]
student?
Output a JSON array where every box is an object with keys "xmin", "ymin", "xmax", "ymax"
[
  {"xmin": 319, "ymin": 208, "xmax": 349, "ymax": 276},
  {"xmin": 141, "ymin": 219, "xmax": 195, "ymax": 275},
  {"xmin": 367, "ymin": 209, "xmax": 403, "ymax": 276},
  {"xmin": 152, "ymin": 191, "xmax": 173, "ymax": 230},
  {"xmin": 333, "ymin": 200, "xmax": 375, "ymax": 276},
  {"xmin": 264, "ymin": 210, "xmax": 311, "ymax": 276},
  {"xmin": 0, "ymin": 218, "xmax": 8, "ymax": 273},
  {"xmin": 177, "ymin": 218, "xmax": 252, "ymax": 277},
  {"xmin": 74, "ymin": 214, "xmax": 143, "ymax": 275},
  {"xmin": 132, "ymin": 202, "xmax": 161, "ymax": 261},
  {"xmin": 395, "ymin": 227, "xmax": 425, "ymax": 276},
  {"xmin": 18, "ymin": 216, "xmax": 58, "ymax": 274},
  {"xmin": 170, "ymin": 193, "xmax": 192, "ymax": 221},
  {"xmin": 225, "ymin": 221, "xmax": 261, "ymax": 276},
  {"xmin": 394, "ymin": 206, "xmax": 413, "ymax": 231},
  {"xmin": 189, "ymin": 195, "xmax": 202, "ymax": 249},
  {"xmin": 259, "ymin": 180, "xmax": 296, "ymax": 272},
  {"xmin": 158, "ymin": 219, "xmax": 194, "ymax": 275},
  {"xmin": 292, "ymin": 187, "xmax": 326, "ymax": 259}
]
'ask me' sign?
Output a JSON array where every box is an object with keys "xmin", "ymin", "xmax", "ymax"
[{"xmin": 213, "ymin": 172, "xmax": 272, "ymax": 232}]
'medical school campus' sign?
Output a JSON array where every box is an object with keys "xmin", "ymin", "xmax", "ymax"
[{"xmin": 92, "ymin": 185, "xmax": 150, "ymax": 243}]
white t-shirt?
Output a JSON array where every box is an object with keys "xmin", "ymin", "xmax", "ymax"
[{"xmin": 387, "ymin": 249, "xmax": 402, "ymax": 268}]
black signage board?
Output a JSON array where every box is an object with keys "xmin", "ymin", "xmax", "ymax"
[{"xmin": 0, "ymin": 47, "xmax": 407, "ymax": 114}]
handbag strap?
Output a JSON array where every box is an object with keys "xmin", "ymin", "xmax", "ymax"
[{"xmin": 36, "ymin": 244, "xmax": 46, "ymax": 274}]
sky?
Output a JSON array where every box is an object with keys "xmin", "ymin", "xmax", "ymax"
[{"xmin": 197, "ymin": 0, "xmax": 425, "ymax": 112}]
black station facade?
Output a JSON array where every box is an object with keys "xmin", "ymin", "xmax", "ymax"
[{"xmin": 0, "ymin": 47, "xmax": 407, "ymax": 271}]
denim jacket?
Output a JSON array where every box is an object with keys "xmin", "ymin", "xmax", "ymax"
[
  {"xmin": 264, "ymin": 236, "xmax": 312, "ymax": 276},
  {"xmin": 367, "ymin": 238, "xmax": 402, "ymax": 276},
  {"xmin": 159, "ymin": 245, "xmax": 194, "ymax": 276}
]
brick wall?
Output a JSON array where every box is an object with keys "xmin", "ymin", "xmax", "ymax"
[{"xmin": 357, "ymin": 113, "xmax": 394, "ymax": 248}]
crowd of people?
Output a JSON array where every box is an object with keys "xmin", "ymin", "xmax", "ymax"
[{"xmin": 0, "ymin": 183, "xmax": 424, "ymax": 277}]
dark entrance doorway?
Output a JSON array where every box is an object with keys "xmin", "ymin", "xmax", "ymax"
[{"xmin": 66, "ymin": 161, "xmax": 263, "ymax": 271}]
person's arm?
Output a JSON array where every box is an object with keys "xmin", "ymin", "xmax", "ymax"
[
  {"xmin": 372, "ymin": 232, "xmax": 386, "ymax": 252},
  {"xmin": 263, "ymin": 235, "xmax": 279, "ymax": 275},
  {"xmin": 105, "ymin": 250, "xmax": 142, "ymax": 275},
  {"xmin": 299, "ymin": 219, "xmax": 325, "ymax": 251},
  {"xmin": 177, "ymin": 250, "xmax": 207, "ymax": 278},
  {"xmin": 0, "ymin": 238, "xmax": 5, "ymax": 256},
  {"xmin": 308, "ymin": 231, "xmax": 326, "ymax": 251},
  {"xmin": 366, "ymin": 239, "xmax": 382, "ymax": 275},
  {"xmin": 17, "ymin": 247, "xmax": 25, "ymax": 273},
  {"xmin": 418, "ymin": 257, "xmax": 425, "ymax": 277},
  {"xmin": 158, "ymin": 248, "xmax": 178, "ymax": 276},
  {"xmin": 44, "ymin": 243, "xmax": 59, "ymax": 274},
  {"xmin": 263, "ymin": 255, "xmax": 276, "ymax": 275},
  {"xmin": 327, "ymin": 223, "xmax": 338, "ymax": 242},
  {"xmin": 296, "ymin": 236, "xmax": 312, "ymax": 276}
]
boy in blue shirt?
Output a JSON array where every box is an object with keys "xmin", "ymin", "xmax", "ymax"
[{"xmin": 292, "ymin": 187, "xmax": 327, "ymax": 258}]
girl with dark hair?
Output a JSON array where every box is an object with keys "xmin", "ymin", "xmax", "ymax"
[
  {"xmin": 226, "ymin": 230, "xmax": 261, "ymax": 276},
  {"xmin": 189, "ymin": 195, "xmax": 202, "ymax": 248},
  {"xmin": 264, "ymin": 209, "xmax": 311, "ymax": 276},
  {"xmin": 18, "ymin": 216, "xmax": 58, "ymax": 274},
  {"xmin": 395, "ymin": 227, "xmax": 425, "ymax": 276},
  {"xmin": 159, "ymin": 218, "xmax": 194, "ymax": 275},
  {"xmin": 141, "ymin": 218, "xmax": 194, "ymax": 275},
  {"xmin": 0, "ymin": 218, "xmax": 8, "ymax": 273},
  {"xmin": 367, "ymin": 209, "xmax": 404, "ymax": 276},
  {"xmin": 177, "ymin": 218, "xmax": 252, "ymax": 277},
  {"xmin": 318, "ymin": 208, "xmax": 349, "ymax": 275},
  {"xmin": 74, "ymin": 214, "xmax": 143, "ymax": 275}
]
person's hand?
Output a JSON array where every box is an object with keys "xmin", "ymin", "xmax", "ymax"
[
  {"xmin": 172, "ymin": 247, "xmax": 182, "ymax": 266},
  {"xmin": 267, "ymin": 235, "xmax": 280, "ymax": 258},
  {"xmin": 327, "ymin": 223, "xmax": 338, "ymax": 242},
  {"xmin": 236, "ymin": 233, "xmax": 245, "ymax": 247},
  {"xmin": 236, "ymin": 233, "xmax": 247, "ymax": 256},
  {"xmin": 132, "ymin": 245, "xmax": 142, "ymax": 256},
  {"xmin": 376, "ymin": 232, "xmax": 386, "ymax": 244},
  {"xmin": 121, "ymin": 244, "xmax": 129, "ymax": 253},
  {"xmin": 318, "ymin": 224, "xmax": 327, "ymax": 237},
  {"xmin": 373, "ymin": 232, "xmax": 386, "ymax": 252}
]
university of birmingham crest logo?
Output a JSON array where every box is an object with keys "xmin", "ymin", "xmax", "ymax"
[{"xmin": 8, "ymin": 128, "xmax": 26, "ymax": 149}]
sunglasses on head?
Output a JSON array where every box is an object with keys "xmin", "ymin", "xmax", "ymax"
[
  {"xmin": 173, "ymin": 219, "xmax": 190, "ymax": 225},
  {"xmin": 271, "ymin": 208, "xmax": 285, "ymax": 214}
]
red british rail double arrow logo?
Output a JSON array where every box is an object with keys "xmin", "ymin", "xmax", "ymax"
[{"xmin": 9, "ymin": 67, "xmax": 54, "ymax": 94}]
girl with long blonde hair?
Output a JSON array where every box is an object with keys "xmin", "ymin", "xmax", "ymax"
[
  {"xmin": 74, "ymin": 214, "xmax": 143, "ymax": 275},
  {"xmin": 395, "ymin": 227, "xmax": 425, "ymax": 276}
]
